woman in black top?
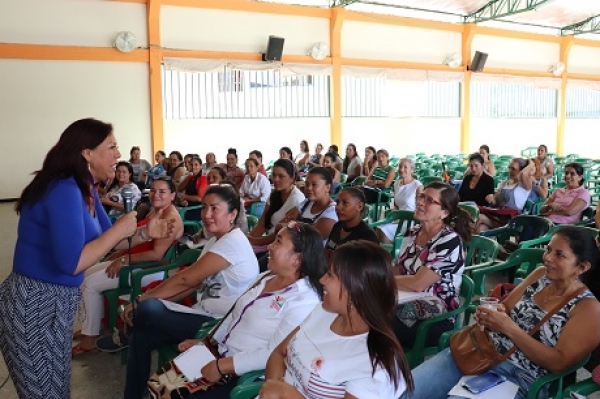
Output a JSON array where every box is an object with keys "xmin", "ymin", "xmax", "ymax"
[
  {"xmin": 458, "ymin": 153, "xmax": 495, "ymax": 206},
  {"xmin": 325, "ymin": 187, "xmax": 378, "ymax": 258}
]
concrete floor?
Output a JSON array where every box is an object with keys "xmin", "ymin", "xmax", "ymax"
[{"xmin": 0, "ymin": 201, "xmax": 598, "ymax": 398}]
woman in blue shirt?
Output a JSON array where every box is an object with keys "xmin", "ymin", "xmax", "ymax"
[{"xmin": 0, "ymin": 118, "xmax": 172, "ymax": 399}]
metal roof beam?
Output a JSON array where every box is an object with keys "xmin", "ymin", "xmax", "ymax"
[
  {"xmin": 561, "ymin": 14, "xmax": 600, "ymax": 36},
  {"xmin": 464, "ymin": 0, "xmax": 552, "ymax": 24}
]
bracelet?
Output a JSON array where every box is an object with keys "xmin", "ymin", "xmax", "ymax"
[
  {"xmin": 215, "ymin": 358, "xmax": 225, "ymax": 376},
  {"xmin": 139, "ymin": 226, "xmax": 152, "ymax": 242}
]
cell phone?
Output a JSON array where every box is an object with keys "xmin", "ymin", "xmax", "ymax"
[{"xmin": 461, "ymin": 371, "xmax": 506, "ymax": 394}]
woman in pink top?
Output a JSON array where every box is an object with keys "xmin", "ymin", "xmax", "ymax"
[{"xmin": 540, "ymin": 162, "xmax": 590, "ymax": 224}]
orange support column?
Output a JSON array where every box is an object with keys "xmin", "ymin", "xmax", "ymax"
[
  {"xmin": 556, "ymin": 36, "xmax": 574, "ymax": 157},
  {"xmin": 148, "ymin": 0, "xmax": 164, "ymax": 154},
  {"xmin": 329, "ymin": 9, "xmax": 345, "ymax": 147},
  {"xmin": 460, "ymin": 24, "xmax": 476, "ymax": 153}
]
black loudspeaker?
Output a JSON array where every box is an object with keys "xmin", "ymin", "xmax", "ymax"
[
  {"xmin": 262, "ymin": 36, "xmax": 285, "ymax": 62},
  {"xmin": 468, "ymin": 51, "xmax": 488, "ymax": 72}
]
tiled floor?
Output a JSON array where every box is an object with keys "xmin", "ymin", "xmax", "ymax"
[{"xmin": 0, "ymin": 201, "xmax": 597, "ymax": 398}]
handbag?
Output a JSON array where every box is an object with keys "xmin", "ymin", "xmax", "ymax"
[{"xmin": 450, "ymin": 286, "xmax": 586, "ymax": 375}]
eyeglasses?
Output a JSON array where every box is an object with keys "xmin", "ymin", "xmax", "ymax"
[{"xmin": 417, "ymin": 193, "xmax": 442, "ymax": 206}]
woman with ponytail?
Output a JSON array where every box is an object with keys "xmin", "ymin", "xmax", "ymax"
[
  {"xmin": 259, "ymin": 240, "xmax": 413, "ymax": 399},
  {"xmin": 392, "ymin": 182, "xmax": 474, "ymax": 348}
]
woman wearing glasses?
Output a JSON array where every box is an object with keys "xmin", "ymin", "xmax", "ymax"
[
  {"xmin": 120, "ymin": 184, "xmax": 259, "ymax": 399},
  {"xmin": 476, "ymin": 158, "xmax": 534, "ymax": 233},
  {"xmin": 540, "ymin": 162, "xmax": 590, "ymax": 224},
  {"xmin": 151, "ymin": 222, "xmax": 326, "ymax": 398},
  {"xmin": 392, "ymin": 182, "xmax": 474, "ymax": 348}
]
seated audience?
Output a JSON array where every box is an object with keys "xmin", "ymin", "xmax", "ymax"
[
  {"xmin": 101, "ymin": 161, "xmax": 142, "ymax": 215},
  {"xmin": 129, "ymin": 146, "xmax": 152, "ymax": 188},
  {"xmin": 307, "ymin": 143, "xmax": 324, "ymax": 169},
  {"xmin": 178, "ymin": 156, "xmax": 206, "ymax": 220},
  {"xmin": 457, "ymin": 153, "xmax": 495, "ymax": 206},
  {"xmin": 327, "ymin": 144, "xmax": 344, "ymax": 171},
  {"xmin": 202, "ymin": 152, "xmax": 217, "ymax": 175},
  {"xmin": 152, "ymin": 223, "xmax": 326, "ymax": 398},
  {"xmin": 403, "ymin": 226, "xmax": 600, "ymax": 399},
  {"xmin": 376, "ymin": 158, "xmax": 423, "ymax": 244},
  {"xmin": 540, "ymin": 162, "xmax": 590, "ymax": 224},
  {"xmin": 240, "ymin": 157, "xmax": 272, "ymax": 209},
  {"xmin": 259, "ymin": 241, "xmax": 414, "ymax": 399},
  {"xmin": 167, "ymin": 151, "xmax": 188, "ymax": 186},
  {"xmin": 248, "ymin": 159, "xmax": 305, "ymax": 257},
  {"xmin": 143, "ymin": 150, "xmax": 167, "ymax": 187},
  {"xmin": 279, "ymin": 146, "xmax": 293, "ymax": 161},
  {"xmin": 363, "ymin": 145, "xmax": 379, "ymax": 177},
  {"xmin": 294, "ymin": 140, "xmax": 310, "ymax": 170},
  {"xmin": 322, "ymin": 152, "xmax": 341, "ymax": 185},
  {"xmin": 325, "ymin": 187, "xmax": 378, "ymax": 257},
  {"xmin": 249, "ymin": 150, "xmax": 267, "ymax": 177},
  {"xmin": 477, "ymin": 158, "xmax": 534, "ymax": 232},
  {"xmin": 220, "ymin": 148, "xmax": 244, "ymax": 188},
  {"xmin": 527, "ymin": 157, "xmax": 549, "ymax": 203},
  {"xmin": 75, "ymin": 178, "xmax": 183, "ymax": 354},
  {"xmin": 393, "ymin": 182, "xmax": 473, "ymax": 349},
  {"xmin": 537, "ymin": 144, "xmax": 554, "ymax": 180},
  {"xmin": 342, "ymin": 143, "xmax": 362, "ymax": 181},
  {"xmin": 120, "ymin": 184, "xmax": 259, "ymax": 399},
  {"xmin": 364, "ymin": 148, "xmax": 396, "ymax": 204}
]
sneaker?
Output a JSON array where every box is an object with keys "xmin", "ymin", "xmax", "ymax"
[{"xmin": 96, "ymin": 328, "xmax": 129, "ymax": 353}]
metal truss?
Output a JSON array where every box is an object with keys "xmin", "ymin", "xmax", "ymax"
[
  {"xmin": 561, "ymin": 14, "xmax": 600, "ymax": 36},
  {"xmin": 464, "ymin": 0, "xmax": 552, "ymax": 24}
]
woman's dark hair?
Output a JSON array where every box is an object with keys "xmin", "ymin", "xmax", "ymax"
[
  {"xmin": 284, "ymin": 222, "xmax": 326, "ymax": 298},
  {"xmin": 468, "ymin": 153, "xmax": 485, "ymax": 165},
  {"xmin": 342, "ymin": 143, "xmax": 358, "ymax": 173},
  {"xmin": 425, "ymin": 182, "xmax": 474, "ymax": 241},
  {"xmin": 170, "ymin": 151, "xmax": 183, "ymax": 161},
  {"xmin": 16, "ymin": 118, "xmax": 113, "ymax": 214},
  {"xmin": 227, "ymin": 148, "xmax": 238, "ymax": 160},
  {"xmin": 153, "ymin": 176, "xmax": 176, "ymax": 193},
  {"xmin": 330, "ymin": 241, "xmax": 413, "ymax": 391},
  {"xmin": 263, "ymin": 159, "xmax": 297, "ymax": 230},
  {"xmin": 300, "ymin": 140, "xmax": 309, "ymax": 153},
  {"xmin": 554, "ymin": 226, "xmax": 600, "ymax": 298},
  {"xmin": 565, "ymin": 162, "xmax": 585, "ymax": 186},
  {"xmin": 280, "ymin": 147, "xmax": 293, "ymax": 159},
  {"xmin": 156, "ymin": 150, "xmax": 166, "ymax": 158},
  {"xmin": 538, "ymin": 144, "xmax": 548, "ymax": 152},
  {"xmin": 107, "ymin": 161, "xmax": 134, "ymax": 191},
  {"xmin": 479, "ymin": 145, "xmax": 490, "ymax": 154},
  {"xmin": 339, "ymin": 187, "xmax": 368, "ymax": 219},
  {"xmin": 329, "ymin": 144, "xmax": 339, "ymax": 155},
  {"xmin": 307, "ymin": 166, "xmax": 333, "ymax": 186},
  {"xmin": 203, "ymin": 180, "xmax": 241, "ymax": 224},
  {"xmin": 209, "ymin": 166, "xmax": 227, "ymax": 180},
  {"xmin": 366, "ymin": 146, "xmax": 376, "ymax": 156},
  {"xmin": 129, "ymin": 146, "xmax": 141, "ymax": 162},
  {"xmin": 249, "ymin": 150, "xmax": 263, "ymax": 161},
  {"xmin": 323, "ymin": 152, "xmax": 337, "ymax": 164},
  {"xmin": 245, "ymin": 158, "xmax": 259, "ymax": 167},
  {"xmin": 512, "ymin": 158, "xmax": 529, "ymax": 171},
  {"xmin": 376, "ymin": 149, "xmax": 389, "ymax": 158}
]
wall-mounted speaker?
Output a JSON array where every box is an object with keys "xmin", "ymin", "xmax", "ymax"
[
  {"xmin": 468, "ymin": 51, "xmax": 488, "ymax": 72},
  {"xmin": 262, "ymin": 35, "xmax": 285, "ymax": 62}
]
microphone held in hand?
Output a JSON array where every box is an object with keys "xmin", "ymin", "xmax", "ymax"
[{"xmin": 121, "ymin": 187, "xmax": 135, "ymax": 248}]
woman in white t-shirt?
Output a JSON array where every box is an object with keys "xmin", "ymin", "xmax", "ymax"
[
  {"xmin": 120, "ymin": 184, "xmax": 259, "ymax": 399},
  {"xmin": 240, "ymin": 158, "xmax": 272, "ymax": 208},
  {"xmin": 259, "ymin": 240, "xmax": 413, "ymax": 399},
  {"xmin": 376, "ymin": 158, "xmax": 423, "ymax": 244},
  {"xmin": 342, "ymin": 143, "xmax": 362, "ymax": 182},
  {"xmin": 166, "ymin": 222, "xmax": 327, "ymax": 398},
  {"xmin": 248, "ymin": 159, "xmax": 305, "ymax": 256},
  {"xmin": 294, "ymin": 140, "xmax": 310, "ymax": 170}
]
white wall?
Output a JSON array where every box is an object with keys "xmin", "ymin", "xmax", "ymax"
[
  {"xmin": 564, "ymin": 119, "xmax": 600, "ymax": 158},
  {"xmin": 470, "ymin": 35, "xmax": 559, "ymax": 72},
  {"xmin": 163, "ymin": 118, "xmax": 331, "ymax": 164},
  {"xmin": 342, "ymin": 21, "xmax": 462, "ymax": 64},
  {"xmin": 0, "ymin": 0, "xmax": 147, "ymax": 47},
  {"xmin": 0, "ymin": 60, "xmax": 151, "ymax": 199},
  {"xmin": 161, "ymin": 7, "xmax": 330, "ymax": 56},
  {"xmin": 569, "ymin": 45, "xmax": 600, "ymax": 76},
  {"xmin": 470, "ymin": 118, "xmax": 557, "ymax": 156}
]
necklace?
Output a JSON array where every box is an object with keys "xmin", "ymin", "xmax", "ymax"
[{"xmin": 542, "ymin": 288, "xmax": 565, "ymax": 304}]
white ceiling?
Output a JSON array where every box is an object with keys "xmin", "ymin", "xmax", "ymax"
[{"xmin": 257, "ymin": 0, "xmax": 600, "ymax": 36}]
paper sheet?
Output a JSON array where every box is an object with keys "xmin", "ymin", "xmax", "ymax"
[
  {"xmin": 173, "ymin": 344, "xmax": 216, "ymax": 381},
  {"xmin": 397, "ymin": 291, "xmax": 433, "ymax": 304},
  {"xmin": 159, "ymin": 299, "xmax": 204, "ymax": 315},
  {"xmin": 448, "ymin": 376, "xmax": 518, "ymax": 399}
]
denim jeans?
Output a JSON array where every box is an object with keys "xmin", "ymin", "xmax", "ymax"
[
  {"xmin": 123, "ymin": 298, "xmax": 214, "ymax": 399},
  {"xmin": 401, "ymin": 348, "xmax": 544, "ymax": 399}
]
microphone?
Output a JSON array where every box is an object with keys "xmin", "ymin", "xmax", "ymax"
[{"xmin": 121, "ymin": 187, "xmax": 135, "ymax": 250}]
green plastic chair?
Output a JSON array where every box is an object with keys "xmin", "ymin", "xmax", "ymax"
[
  {"xmin": 101, "ymin": 245, "xmax": 179, "ymax": 335},
  {"xmin": 247, "ymin": 215, "xmax": 259, "ymax": 231},
  {"xmin": 249, "ymin": 202, "xmax": 266, "ymax": 218},
  {"xmin": 458, "ymin": 203, "xmax": 480, "ymax": 221},
  {"xmin": 421, "ymin": 176, "xmax": 443, "ymax": 185},
  {"xmin": 438, "ymin": 330, "xmax": 590, "ymax": 399},
  {"xmin": 481, "ymin": 215, "xmax": 554, "ymax": 247},
  {"xmin": 369, "ymin": 210, "xmax": 416, "ymax": 251},
  {"xmin": 564, "ymin": 378, "xmax": 600, "ymax": 398},
  {"xmin": 464, "ymin": 235, "xmax": 500, "ymax": 268},
  {"xmin": 179, "ymin": 205, "xmax": 203, "ymax": 233}
]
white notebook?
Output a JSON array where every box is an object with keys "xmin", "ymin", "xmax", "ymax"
[
  {"xmin": 397, "ymin": 290, "xmax": 432, "ymax": 304},
  {"xmin": 448, "ymin": 376, "xmax": 518, "ymax": 399},
  {"xmin": 173, "ymin": 343, "xmax": 216, "ymax": 381}
]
